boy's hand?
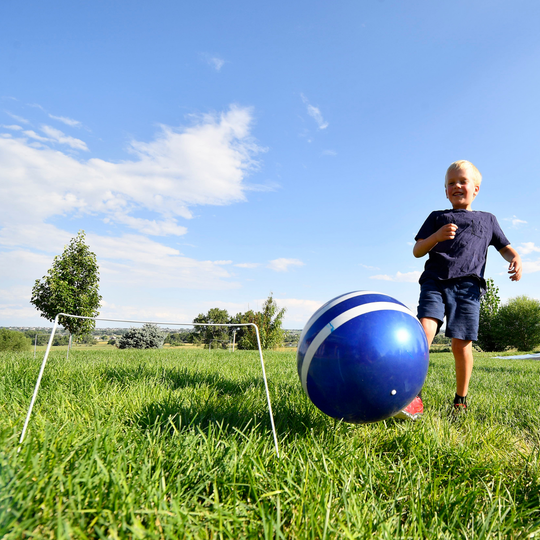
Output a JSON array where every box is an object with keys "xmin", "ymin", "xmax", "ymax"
[
  {"xmin": 499, "ymin": 245, "xmax": 522, "ymax": 282},
  {"xmin": 413, "ymin": 224, "xmax": 458, "ymax": 258},
  {"xmin": 435, "ymin": 224, "xmax": 458, "ymax": 242},
  {"xmin": 508, "ymin": 257, "xmax": 522, "ymax": 281}
]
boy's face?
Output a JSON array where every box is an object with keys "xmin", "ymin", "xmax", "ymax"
[{"xmin": 445, "ymin": 166, "xmax": 480, "ymax": 210}]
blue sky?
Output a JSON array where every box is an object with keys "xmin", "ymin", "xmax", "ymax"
[{"xmin": 1, "ymin": 0, "xmax": 539, "ymax": 329}]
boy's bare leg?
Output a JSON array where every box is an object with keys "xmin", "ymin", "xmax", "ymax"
[
  {"xmin": 420, "ymin": 317, "xmax": 439, "ymax": 347},
  {"xmin": 451, "ymin": 338, "xmax": 474, "ymax": 397}
]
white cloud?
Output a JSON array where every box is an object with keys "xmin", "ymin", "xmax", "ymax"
[
  {"xmin": 370, "ymin": 271, "xmax": 421, "ymax": 283},
  {"xmin": 109, "ymin": 215, "xmax": 188, "ymax": 236},
  {"xmin": 518, "ymin": 242, "xmax": 540, "ymax": 256},
  {"xmin": 23, "ymin": 129, "xmax": 50, "ymax": 142},
  {"xmin": 322, "ymin": 149, "xmax": 336, "ymax": 156},
  {"xmin": 0, "ymin": 250, "xmax": 55, "ymax": 280},
  {"xmin": 1, "ymin": 124, "xmax": 23, "ymax": 131},
  {"xmin": 523, "ymin": 259, "xmax": 540, "ymax": 274},
  {"xmin": 41, "ymin": 125, "xmax": 89, "ymax": 151},
  {"xmin": 235, "ymin": 262, "xmax": 261, "ymax": 269},
  {"xmin": 97, "ymin": 302, "xmax": 194, "ymax": 324},
  {"xmin": 267, "ymin": 258, "xmax": 304, "ymax": 272},
  {"xmin": 276, "ymin": 298, "xmax": 324, "ymax": 326},
  {"xmin": 301, "ymin": 94, "xmax": 329, "ymax": 130},
  {"xmin": 0, "ymin": 105, "xmax": 262, "ymax": 237}
]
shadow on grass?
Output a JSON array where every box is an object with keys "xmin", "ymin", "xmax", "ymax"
[
  {"xmin": 130, "ymin": 393, "xmax": 323, "ymax": 439},
  {"xmin": 103, "ymin": 364, "xmax": 262, "ymax": 396},
  {"xmin": 110, "ymin": 365, "xmax": 319, "ymax": 437}
]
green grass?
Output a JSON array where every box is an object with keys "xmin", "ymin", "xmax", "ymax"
[{"xmin": 1, "ymin": 348, "xmax": 539, "ymax": 538}]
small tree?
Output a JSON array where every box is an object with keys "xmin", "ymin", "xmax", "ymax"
[
  {"xmin": 30, "ymin": 231, "xmax": 102, "ymax": 337},
  {"xmin": 496, "ymin": 296, "xmax": 540, "ymax": 351},
  {"xmin": 118, "ymin": 324, "xmax": 166, "ymax": 349},
  {"xmin": 234, "ymin": 294, "xmax": 286, "ymax": 350},
  {"xmin": 192, "ymin": 308, "xmax": 231, "ymax": 348},
  {"xmin": 0, "ymin": 329, "xmax": 31, "ymax": 352},
  {"xmin": 477, "ymin": 278, "xmax": 503, "ymax": 352}
]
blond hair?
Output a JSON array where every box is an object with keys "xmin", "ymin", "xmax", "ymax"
[{"xmin": 445, "ymin": 160, "xmax": 482, "ymax": 187}]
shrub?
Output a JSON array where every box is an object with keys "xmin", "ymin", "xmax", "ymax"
[
  {"xmin": 118, "ymin": 324, "xmax": 165, "ymax": 349},
  {"xmin": 495, "ymin": 296, "xmax": 540, "ymax": 351},
  {"xmin": 0, "ymin": 328, "xmax": 31, "ymax": 351}
]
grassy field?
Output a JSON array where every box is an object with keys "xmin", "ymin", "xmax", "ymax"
[{"xmin": 1, "ymin": 348, "xmax": 539, "ymax": 539}]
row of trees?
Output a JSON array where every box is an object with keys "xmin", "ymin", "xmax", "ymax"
[
  {"xmin": 478, "ymin": 279, "xmax": 540, "ymax": 352},
  {"xmin": 192, "ymin": 294, "xmax": 286, "ymax": 350}
]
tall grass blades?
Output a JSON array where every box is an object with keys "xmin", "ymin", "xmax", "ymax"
[{"xmin": 1, "ymin": 348, "xmax": 540, "ymax": 538}]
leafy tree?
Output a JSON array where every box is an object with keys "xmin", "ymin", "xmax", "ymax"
[
  {"xmin": 193, "ymin": 308, "xmax": 231, "ymax": 348},
  {"xmin": 23, "ymin": 331, "xmax": 50, "ymax": 346},
  {"xmin": 496, "ymin": 296, "xmax": 540, "ymax": 351},
  {"xmin": 0, "ymin": 329, "xmax": 31, "ymax": 351},
  {"xmin": 52, "ymin": 335, "xmax": 70, "ymax": 346},
  {"xmin": 477, "ymin": 278, "xmax": 503, "ymax": 351},
  {"xmin": 76, "ymin": 334, "xmax": 98, "ymax": 345},
  {"xmin": 234, "ymin": 294, "xmax": 286, "ymax": 350},
  {"xmin": 118, "ymin": 324, "xmax": 166, "ymax": 349},
  {"xmin": 30, "ymin": 231, "xmax": 102, "ymax": 337},
  {"xmin": 230, "ymin": 309, "xmax": 258, "ymax": 350}
]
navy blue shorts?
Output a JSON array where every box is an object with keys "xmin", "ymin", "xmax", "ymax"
[{"xmin": 417, "ymin": 278, "xmax": 481, "ymax": 341}]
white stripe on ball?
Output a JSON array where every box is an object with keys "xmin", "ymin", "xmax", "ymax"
[
  {"xmin": 301, "ymin": 302, "xmax": 416, "ymax": 396},
  {"xmin": 299, "ymin": 291, "xmax": 381, "ymax": 344}
]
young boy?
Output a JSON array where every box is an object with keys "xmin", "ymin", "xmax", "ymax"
[{"xmin": 396, "ymin": 160, "xmax": 522, "ymax": 419}]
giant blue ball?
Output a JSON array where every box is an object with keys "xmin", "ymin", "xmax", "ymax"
[{"xmin": 297, "ymin": 291, "xmax": 429, "ymax": 423}]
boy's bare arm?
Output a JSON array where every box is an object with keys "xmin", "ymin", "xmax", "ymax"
[
  {"xmin": 413, "ymin": 224, "xmax": 458, "ymax": 258},
  {"xmin": 499, "ymin": 245, "xmax": 522, "ymax": 281}
]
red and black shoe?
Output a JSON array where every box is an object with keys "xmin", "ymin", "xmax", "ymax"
[
  {"xmin": 453, "ymin": 402, "xmax": 467, "ymax": 414},
  {"xmin": 393, "ymin": 395, "xmax": 423, "ymax": 421}
]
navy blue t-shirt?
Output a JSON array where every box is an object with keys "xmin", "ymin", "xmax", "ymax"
[{"xmin": 415, "ymin": 209, "xmax": 510, "ymax": 290}]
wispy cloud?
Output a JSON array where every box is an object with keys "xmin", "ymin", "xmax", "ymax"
[
  {"xmin": 370, "ymin": 271, "xmax": 421, "ymax": 283},
  {"xmin": 41, "ymin": 125, "xmax": 89, "ymax": 151},
  {"xmin": 201, "ymin": 53, "xmax": 226, "ymax": 71},
  {"xmin": 48, "ymin": 114, "xmax": 82, "ymax": 127},
  {"xmin": 28, "ymin": 102, "xmax": 83, "ymax": 128},
  {"xmin": 1, "ymin": 124, "xmax": 23, "ymax": 131},
  {"xmin": 505, "ymin": 215, "xmax": 527, "ymax": 228},
  {"xmin": 5, "ymin": 112, "xmax": 30, "ymax": 124},
  {"xmin": 300, "ymin": 94, "xmax": 328, "ymax": 130},
  {"xmin": 267, "ymin": 258, "xmax": 304, "ymax": 272},
  {"xmin": 23, "ymin": 130, "xmax": 50, "ymax": 142}
]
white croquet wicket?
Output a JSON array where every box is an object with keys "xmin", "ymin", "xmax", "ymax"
[{"xmin": 18, "ymin": 313, "xmax": 280, "ymax": 457}]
